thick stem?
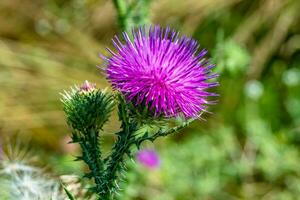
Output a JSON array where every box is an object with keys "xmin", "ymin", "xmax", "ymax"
[
  {"xmin": 112, "ymin": 0, "xmax": 152, "ymax": 32},
  {"xmin": 100, "ymin": 129, "xmax": 134, "ymax": 200},
  {"xmin": 78, "ymin": 128, "xmax": 104, "ymax": 198},
  {"xmin": 112, "ymin": 0, "xmax": 130, "ymax": 32}
]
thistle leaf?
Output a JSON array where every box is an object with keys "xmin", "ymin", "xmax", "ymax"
[{"xmin": 62, "ymin": 183, "xmax": 77, "ymax": 200}]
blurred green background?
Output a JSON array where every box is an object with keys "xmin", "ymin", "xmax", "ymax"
[{"xmin": 0, "ymin": 0, "xmax": 300, "ymax": 199}]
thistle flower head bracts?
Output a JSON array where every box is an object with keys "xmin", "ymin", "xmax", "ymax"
[
  {"xmin": 61, "ymin": 81, "xmax": 114, "ymax": 133},
  {"xmin": 103, "ymin": 25, "xmax": 218, "ymax": 118}
]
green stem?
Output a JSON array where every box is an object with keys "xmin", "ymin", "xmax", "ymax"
[
  {"xmin": 100, "ymin": 129, "xmax": 135, "ymax": 199},
  {"xmin": 134, "ymin": 119, "xmax": 195, "ymax": 146},
  {"xmin": 112, "ymin": 0, "xmax": 130, "ymax": 32},
  {"xmin": 78, "ymin": 129, "xmax": 104, "ymax": 198},
  {"xmin": 96, "ymin": 95, "xmax": 136, "ymax": 199},
  {"xmin": 112, "ymin": 0, "xmax": 152, "ymax": 32}
]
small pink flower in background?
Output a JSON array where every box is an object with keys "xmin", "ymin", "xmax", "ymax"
[
  {"xmin": 136, "ymin": 149, "xmax": 160, "ymax": 169},
  {"xmin": 80, "ymin": 80, "xmax": 96, "ymax": 92}
]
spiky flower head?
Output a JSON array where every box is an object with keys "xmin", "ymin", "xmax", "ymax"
[
  {"xmin": 103, "ymin": 25, "xmax": 218, "ymax": 118},
  {"xmin": 61, "ymin": 81, "xmax": 114, "ymax": 133}
]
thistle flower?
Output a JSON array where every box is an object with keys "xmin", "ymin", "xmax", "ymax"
[
  {"xmin": 136, "ymin": 149, "xmax": 160, "ymax": 169},
  {"xmin": 103, "ymin": 25, "xmax": 218, "ymax": 118}
]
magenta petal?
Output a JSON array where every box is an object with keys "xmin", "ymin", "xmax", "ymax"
[{"xmin": 103, "ymin": 25, "xmax": 218, "ymax": 118}]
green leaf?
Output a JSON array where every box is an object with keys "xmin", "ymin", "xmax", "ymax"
[{"xmin": 62, "ymin": 183, "xmax": 77, "ymax": 200}]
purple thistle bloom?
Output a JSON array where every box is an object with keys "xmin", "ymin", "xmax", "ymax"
[
  {"xmin": 136, "ymin": 149, "xmax": 160, "ymax": 169},
  {"xmin": 103, "ymin": 25, "xmax": 218, "ymax": 118}
]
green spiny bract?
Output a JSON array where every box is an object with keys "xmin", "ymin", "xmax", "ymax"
[{"xmin": 61, "ymin": 87, "xmax": 114, "ymax": 133}]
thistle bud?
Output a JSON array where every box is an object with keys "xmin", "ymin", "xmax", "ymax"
[{"xmin": 61, "ymin": 81, "xmax": 114, "ymax": 133}]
